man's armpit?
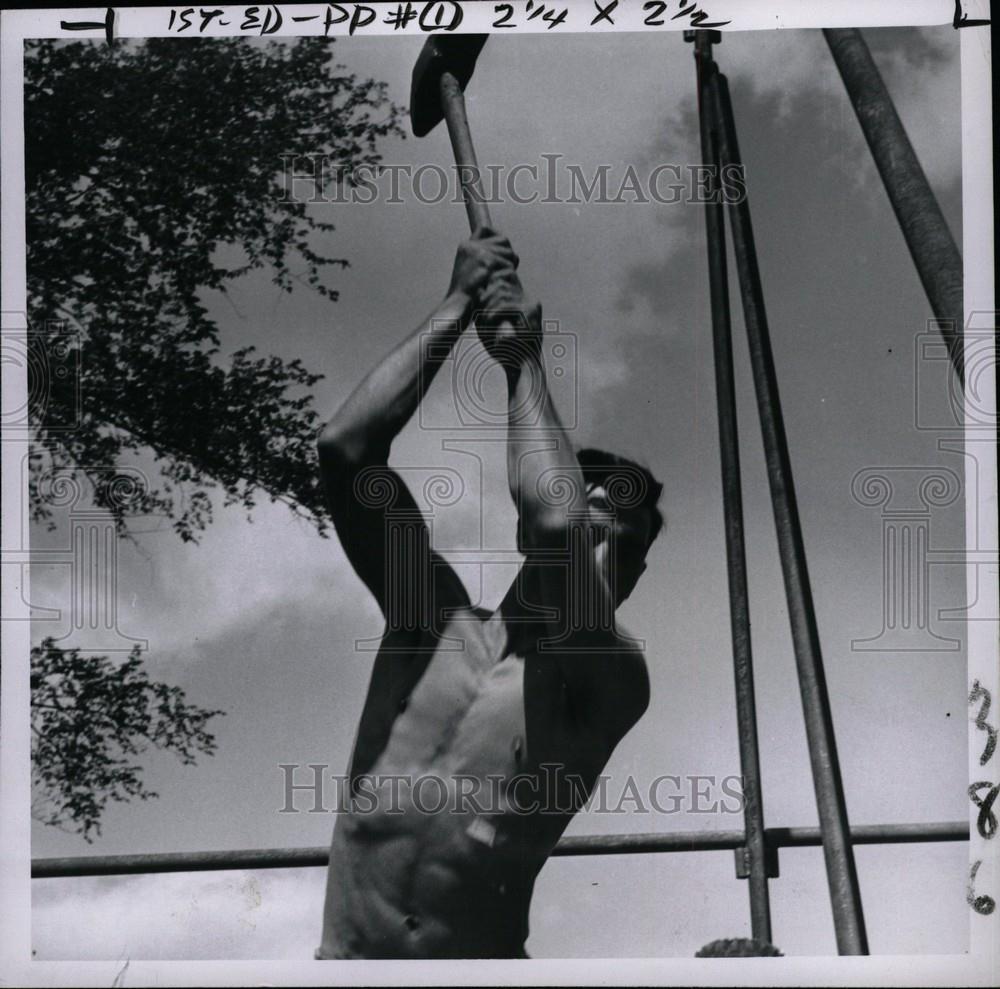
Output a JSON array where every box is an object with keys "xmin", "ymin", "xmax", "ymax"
[
  {"xmin": 428, "ymin": 551, "xmax": 472, "ymax": 625},
  {"xmin": 559, "ymin": 645, "xmax": 650, "ymax": 736}
]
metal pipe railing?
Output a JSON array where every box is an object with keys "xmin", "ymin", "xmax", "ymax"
[
  {"xmin": 31, "ymin": 822, "xmax": 969, "ymax": 879},
  {"xmin": 708, "ymin": 66, "xmax": 870, "ymax": 956},
  {"xmin": 692, "ymin": 29, "xmax": 772, "ymax": 945}
]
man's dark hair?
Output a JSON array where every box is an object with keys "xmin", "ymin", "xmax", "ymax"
[{"xmin": 575, "ymin": 448, "xmax": 665, "ymax": 549}]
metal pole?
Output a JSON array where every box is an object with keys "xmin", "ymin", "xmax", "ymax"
[
  {"xmin": 690, "ymin": 29, "xmax": 772, "ymax": 944},
  {"xmin": 770, "ymin": 820, "xmax": 967, "ymax": 848},
  {"xmin": 708, "ymin": 69, "xmax": 870, "ymax": 956},
  {"xmin": 31, "ymin": 822, "xmax": 969, "ymax": 879},
  {"xmin": 823, "ymin": 27, "xmax": 964, "ymax": 385}
]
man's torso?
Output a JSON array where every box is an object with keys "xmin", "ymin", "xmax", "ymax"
[{"xmin": 319, "ymin": 606, "xmax": 643, "ymax": 959}]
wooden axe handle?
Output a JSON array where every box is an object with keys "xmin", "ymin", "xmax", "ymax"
[
  {"xmin": 439, "ymin": 71, "xmax": 526, "ymax": 324},
  {"xmin": 439, "ymin": 72, "xmax": 493, "ymax": 233}
]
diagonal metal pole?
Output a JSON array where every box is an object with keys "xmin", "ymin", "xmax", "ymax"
[
  {"xmin": 824, "ymin": 27, "xmax": 964, "ymax": 385},
  {"xmin": 688, "ymin": 29, "xmax": 772, "ymax": 945},
  {"xmin": 707, "ymin": 66, "xmax": 870, "ymax": 955}
]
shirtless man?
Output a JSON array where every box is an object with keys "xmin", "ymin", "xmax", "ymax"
[{"xmin": 316, "ymin": 228, "xmax": 664, "ymax": 959}]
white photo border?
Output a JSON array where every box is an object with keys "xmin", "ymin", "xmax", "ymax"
[{"xmin": 1, "ymin": 2, "xmax": 995, "ymax": 985}]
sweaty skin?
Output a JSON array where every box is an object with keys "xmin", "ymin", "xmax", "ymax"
[{"xmin": 316, "ymin": 233, "xmax": 651, "ymax": 959}]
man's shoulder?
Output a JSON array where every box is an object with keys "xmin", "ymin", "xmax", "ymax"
[
  {"xmin": 536, "ymin": 625, "xmax": 648, "ymax": 668},
  {"xmin": 569, "ymin": 628, "xmax": 650, "ymax": 727},
  {"xmin": 603, "ymin": 630, "xmax": 650, "ymax": 723},
  {"xmin": 610, "ymin": 625, "xmax": 645, "ymax": 656},
  {"xmin": 618, "ymin": 633, "xmax": 650, "ymax": 682},
  {"xmin": 593, "ymin": 626, "xmax": 648, "ymax": 665}
]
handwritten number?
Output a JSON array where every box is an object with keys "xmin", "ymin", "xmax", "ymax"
[
  {"xmin": 967, "ymin": 681, "xmax": 999, "ymax": 915},
  {"xmin": 642, "ymin": 1, "xmax": 667, "ymax": 26},
  {"xmin": 686, "ymin": 9, "xmax": 731, "ymax": 28},
  {"xmin": 418, "ymin": 1, "xmax": 463, "ymax": 31},
  {"xmin": 970, "ymin": 679, "xmax": 997, "ymax": 766},
  {"xmin": 493, "ymin": 3, "xmax": 515, "ymax": 28},
  {"xmin": 968, "ymin": 860, "xmax": 996, "ymax": 915},
  {"xmin": 969, "ymin": 781, "xmax": 999, "ymax": 839},
  {"xmin": 540, "ymin": 6, "xmax": 568, "ymax": 28}
]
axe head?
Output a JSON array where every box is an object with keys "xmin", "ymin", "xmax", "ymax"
[{"xmin": 410, "ymin": 34, "xmax": 489, "ymax": 137}]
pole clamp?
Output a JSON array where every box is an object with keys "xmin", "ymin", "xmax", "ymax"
[{"xmin": 734, "ymin": 844, "xmax": 780, "ymax": 880}]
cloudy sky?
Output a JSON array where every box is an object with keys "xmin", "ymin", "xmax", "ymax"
[{"xmin": 29, "ymin": 22, "xmax": 970, "ymax": 960}]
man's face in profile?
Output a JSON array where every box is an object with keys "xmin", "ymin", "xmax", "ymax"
[{"xmin": 585, "ymin": 482, "xmax": 653, "ymax": 607}]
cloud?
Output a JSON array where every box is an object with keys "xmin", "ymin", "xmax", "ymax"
[
  {"xmin": 30, "ymin": 489, "xmax": 381, "ymax": 667},
  {"xmin": 864, "ymin": 25, "xmax": 955, "ymax": 71},
  {"xmin": 614, "ymin": 23, "xmax": 961, "ymax": 339},
  {"xmin": 724, "ymin": 27, "xmax": 961, "ymax": 191},
  {"xmin": 32, "ymin": 869, "xmax": 324, "ymax": 960}
]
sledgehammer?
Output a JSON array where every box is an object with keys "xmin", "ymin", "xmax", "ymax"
[
  {"xmin": 411, "ymin": 33, "xmax": 528, "ymax": 346},
  {"xmin": 410, "ymin": 34, "xmax": 492, "ymax": 232}
]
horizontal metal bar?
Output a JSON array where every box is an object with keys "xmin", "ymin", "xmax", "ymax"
[
  {"xmin": 33, "ymin": 846, "xmax": 332, "ymax": 878},
  {"xmin": 552, "ymin": 829, "xmax": 744, "ymax": 856},
  {"xmin": 31, "ymin": 822, "xmax": 969, "ymax": 879},
  {"xmin": 773, "ymin": 821, "xmax": 968, "ymax": 848}
]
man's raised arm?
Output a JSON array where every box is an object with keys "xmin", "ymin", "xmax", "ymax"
[
  {"xmin": 318, "ymin": 229, "xmax": 515, "ymax": 465},
  {"xmin": 484, "ymin": 270, "xmax": 648, "ymax": 739},
  {"xmin": 317, "ymin": 230, "xmax": 516, "ymax": 621},
  {"xmin": 481, "ymin": 278, "xmax": 594, "ymax": 632}
]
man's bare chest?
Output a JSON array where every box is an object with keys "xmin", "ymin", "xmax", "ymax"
[
  {"xmin": 350, "ymin": 612, "xmax": 620, "ymax": 798},
  {"xmin": 374, "ymin": 646, "xmax": 530, "ymax": 780}
]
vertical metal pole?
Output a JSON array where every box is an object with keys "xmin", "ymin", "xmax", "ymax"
[
  {"xmin": 708, "ymin": 69, "xmax": 869, "ymax": 955},
  {"xmin": 824, "ymin": 27, "xmax": 964, "ymax": 385},
  {"xmin": 689, "ymin": 30, "xmax": 772, "ymax": 944}
]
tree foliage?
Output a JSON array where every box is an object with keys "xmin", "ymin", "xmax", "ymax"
[
  {"xmin": 26, "ymin": 37, "xmax": 405, "ymax": 540},
  {"xmin": 25, "ymin": 38, "xmax": 405, "ymax": 839},
  {"xmin": 31, "ymin": 638, "xmax": 225, "ymax": 841}
]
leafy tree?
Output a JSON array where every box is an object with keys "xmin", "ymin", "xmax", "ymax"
[
  {"xmin": 25, "ymin": 38, "xmax": 404, "ymax": 838},
  {"xmin": 31, "ymin": 638, "xmax": 225, "ymax": 842},
  {"xmin": 26, "ymin": 36, "xmax": 406, "ymax": 541}
]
